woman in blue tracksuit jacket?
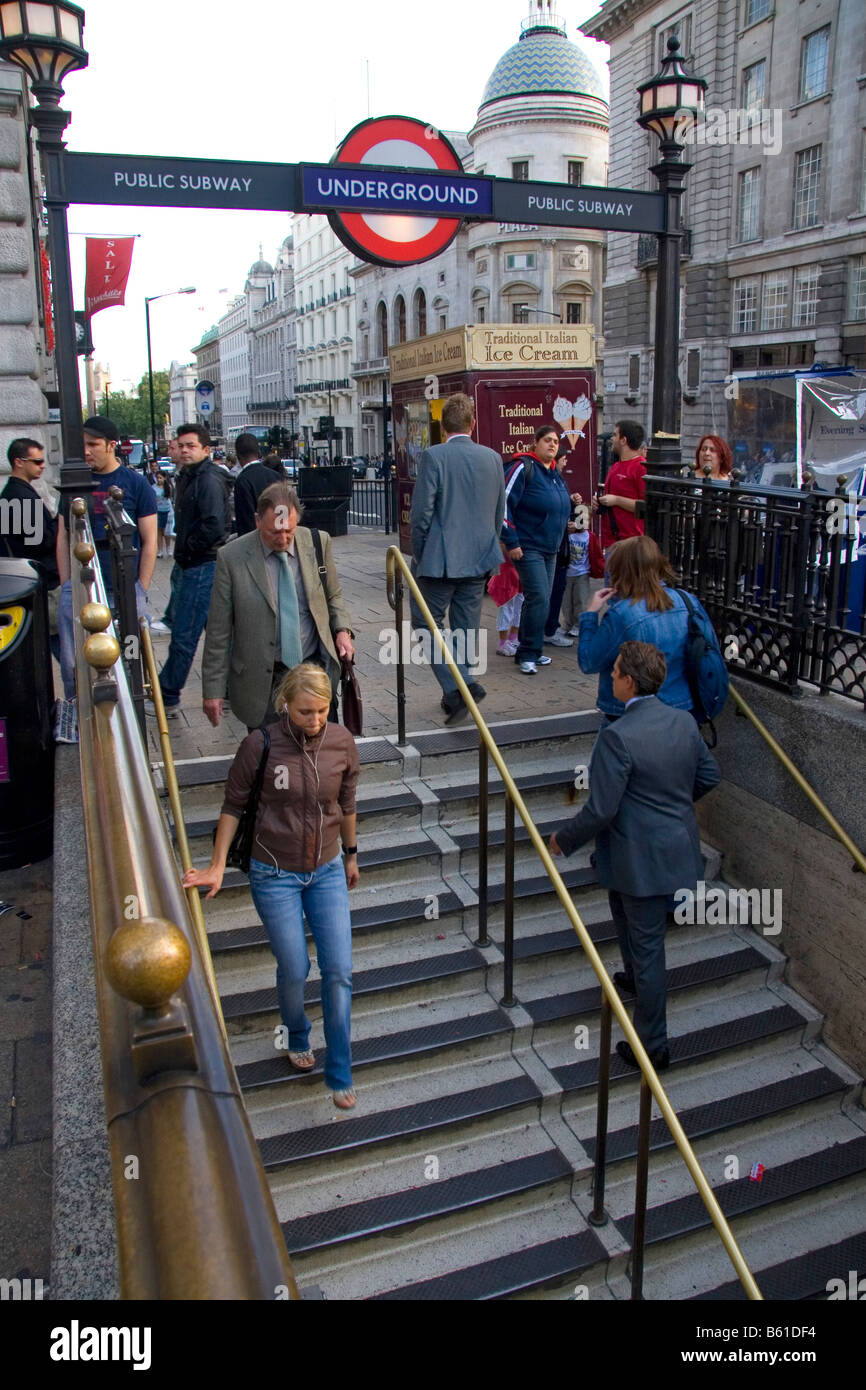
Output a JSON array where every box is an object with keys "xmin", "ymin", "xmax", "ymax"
[
  {"xmin": 578, "ymin": 534, "xmax": 720, "ymax": 718},
  {"xmin": 501, "ymin": 424, "xmax": 572, "ymax": 671}
]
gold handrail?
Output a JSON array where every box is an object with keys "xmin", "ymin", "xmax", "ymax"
[
  {"xmin": 68, "ymin": 503, "xmax": 299, "ymax": 1300},
  {"xmin": 729, "ymin": 687, "xmax": 866, "ymax": 874},
  {"xmin": 385, "ymin": 544, "xmax": 762, "ymax": 1300}
]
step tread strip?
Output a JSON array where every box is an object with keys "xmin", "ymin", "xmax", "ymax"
[
  {"xmin": 237, "ymin": 1007, "xmax": 514, "ymax": 1090},
  {"xmin": 259, "ymin": 1075, "xmax": 542, "ymax": 1168},
  {"xmin": 553, "ymin": 1005, "xmax": 806, "ymax": 1094},
  {"xmin": 208, "ymin": 889, "xmax": 465, "ymax": 954},
  {"xmin": 584, "ymin": 1067, "xmax": 846, "ymax": 1162},
  {"xmin": 368, "ymin": 1229, "xmax": 607, "ymax": 1301},
  {"xmin": 616, "ymin": 1136, "xmax": 866, "ymax": 1247},
  {"xmin": 281, "ymin": 1150, "xmax": 571, "ymax": 1255},
  {"xmin": 222, "ymin": 947, "xmax": 486, "ymax": 1020},
  {"xmin": 693, "ymin": 1230, "xmax": 866, "ymax": 1301}
]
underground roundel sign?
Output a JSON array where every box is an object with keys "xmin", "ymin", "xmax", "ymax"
[{"xmin": 328, "ymin": 115, "xmax": 465, "ymax": 268}]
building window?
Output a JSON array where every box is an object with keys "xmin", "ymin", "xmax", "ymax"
[
  {"xmin": 733, "ymin": 278, "xmax": 759, "ymax": 333},
  {"xmin": 414, "ymin": 288, "xmax": 427, "ymax": 337},
  {"xmin": 394, "ymin": 294, "xmax": 407, "ymax": 344},
  {"xmin": 745, "ymin": 0, "xmax": 771, "ymax": 24},
  {"xmin": 686, "ymin": 348, "xmax": 701, "ymax": 392},
  {"xmin": 511, "ymin": 160, "xmax": 529, "ymax": 181},
  {"xmin": 439, "ymin": 314, "xmax": 447, "ymax": 331},
  {"xmin": 565, "ymin": 302, "xmax": 582, "ymax": 324},
  {"xmin": 761, "ymin": 272, "xmax": 789, "ymax": 330},
  {"xmin": 861, "ymin": 132, "xmax": 866, "ymax": 213},
  {"xmin": 793, "ymin": 146, "xmax": 822, "ymax": 228},
  {"xmin": 476, "ymin": 306, "xmax": 486, "ymax": 323},
  {"xmin": 737, "ymin": 167, "xmax": 761, "ymax": 242},
  {"xmin": 512, "ymin": 303, "xmax": 530, "ymax": 324},
  {"xmin": 792, "ymin": 266, "xmax": 820, "ymax": 327},
  {"xmin": 800, "ymin": 26, "xmax": 830, "ymax": 103},
  {"xmin": 376, "ymin": 302, "xmax": 388, "ymax": 357},
  {"xmin": 658, "ymin": 15, "xmax": 692, "ymax": 63},
  {"xmin": 505, "ymin": 252, "xmax": 537, "ymax": 270},
  {"xmin": 742, "ymin": 60, "xmax": 766, "ymax": 121},
  {"xmin": 567, "ymin": 161, "xmax": 584, "ymax": 186},
  {"xmin": 848, "ymin": 257, "xmax": 866, "ymax": 322}
]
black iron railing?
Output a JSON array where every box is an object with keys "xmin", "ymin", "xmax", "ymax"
[
  {"xmin": 348, "ymin": 477, "xmax": 398, "ymax": 533},
  {"xmin": 645, "ymin": 475, "xmax": 866, "ymax": 707}
]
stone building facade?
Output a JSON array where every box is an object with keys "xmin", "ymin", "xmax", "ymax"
[
  {"xmin": 190, "ymin": 324, "xmax": 222, "ymax": 440},
  {"xmin": 246, "ymin": 236, "xmax": 298, "ymax": 446},
  {"xmin": 217, "ymin": 294, "xmax": 248, "ymax": 440},
  {"xmin": 292, "ymin": 216, "xmax": 357, "ymax": 460},
  {"xmin": 582, "ymin": 0, "xmax": 866, "ymax": 460}
]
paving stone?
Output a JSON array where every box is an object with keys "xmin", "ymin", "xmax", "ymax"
[
  {"xmin": 14, "ymin": 1032, "xmax": 52, "ymax": 1143},
  {"xmin": 0, "ymin": 961, "xmax": 50, "ymax": 1040},
  {"xmin": 0, "ymin": 1141, "xmax": 52, "ymax": 1277}
]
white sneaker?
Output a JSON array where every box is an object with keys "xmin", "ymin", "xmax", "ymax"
[
  {"xmin": 545, "ymin": 632, "xmax": 573, "ymax": 647},
  {"xmin": 537, "ymin": 655, "xmax": 552, "ymax": 666},
  {"xmin": 568, "ymin": 627, "xmax": 581, "ymax": 637},
  {"xmin": 519, "ymin": 660, "xmax": 537, "ymax": 674},
  {"xmin": 150, "ymin": 620, "xmax": 171, "ymax": 635}
]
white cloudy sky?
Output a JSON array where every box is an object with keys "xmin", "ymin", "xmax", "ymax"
[{"xmin": 60, "ymin": 0, "xmax": 608, "ymax": 391}]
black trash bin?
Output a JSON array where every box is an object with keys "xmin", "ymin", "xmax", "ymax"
[
  {"xmin": 297, "ymin": 465, "xmax": 352, "ymax": 537},
  {"xmin": 0, "ymin": 559, "xmax": 55, "ymax": 869}
]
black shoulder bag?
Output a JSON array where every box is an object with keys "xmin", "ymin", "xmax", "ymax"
[{"xmin": 215, "ymin": 727, "xmax": 271, "ymax": 873}]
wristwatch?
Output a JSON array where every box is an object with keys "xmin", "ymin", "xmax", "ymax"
[{"xmin": 342, "ymin": 845, "xmax": 357, "ymax": 856}]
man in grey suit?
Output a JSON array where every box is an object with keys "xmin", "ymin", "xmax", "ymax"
[
  {"xmin": 409, "ymin": 392, "xmax": 506, "ymax": 725},
  {"xmin": 550, "ymin": 640, "xmax": 720, "ymax": 1070},
  {"xmin": 201, "ymin": 481, "xmax": 353, "ymax": 731}
]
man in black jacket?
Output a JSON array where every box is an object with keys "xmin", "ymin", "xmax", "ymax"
[
  {"xmin": 232, "ymin": 433, "xmax": 274, "ymax": 535},
  {"xmin": 156, "ymin": 423, "xmax": 228, "ymax": 715},
  {"xmin": 1, "ymin": 438, "xmax": 58, "ymax": 587}
]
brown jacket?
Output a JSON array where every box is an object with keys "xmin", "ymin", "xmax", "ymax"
[{"xmin": 221, "ymin": 716, "xmax": 359, "ymax": 872}]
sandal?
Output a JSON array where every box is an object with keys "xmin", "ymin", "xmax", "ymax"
[
  {"xmin": 288, "ymin": 1050, "xmax": 315, "ymax": 1071},
  {"xmin": 332, "ymin": 1088, "xmax": 356, "ymax": 1110}
]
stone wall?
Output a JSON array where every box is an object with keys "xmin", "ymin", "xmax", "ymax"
[{"xmin": 696, "ymin": 677, "xmax": 866, "ymax": 1076}]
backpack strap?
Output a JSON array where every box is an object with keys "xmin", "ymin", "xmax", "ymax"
[{"xmin": 309, "ymin": 526, "xmax": 329, "ymax": 594}]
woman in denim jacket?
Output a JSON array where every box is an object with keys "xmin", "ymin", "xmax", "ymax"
[{"xmin": 578, "ymin": 535, "xmax": 720, "ymax": 719}]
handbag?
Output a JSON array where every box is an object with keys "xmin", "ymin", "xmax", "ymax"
[
  {"xmin": 215, "ymin": 727, "xmax": 271, "ymax": 873},
  {"xmin": 308, "ymin": 526, "xmax": 363, "ymax": 736},
  {"xmin": 340, "ymin": 657, "xmax": 363, "ymax": 737}
]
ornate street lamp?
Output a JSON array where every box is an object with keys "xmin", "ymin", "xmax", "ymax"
[
  {"xmin": 637, "ymin": 36, "xmax": 707, "ymax": 475},
  {"xmin": 0, "ymin": 2, "xmax": 89, "ymax": 498},
  {"xmin": 145, "ymin": 288, "xmax": 196, "ymax": 461}
]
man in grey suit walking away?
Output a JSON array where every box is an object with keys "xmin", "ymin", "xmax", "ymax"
[
  {"xmin": 550, "ymin": 641, "xmax": 721, "ymax": 1071},
  {"xmin": 409, "ymin": 392, "xmax": 505, "ymax": 725}
]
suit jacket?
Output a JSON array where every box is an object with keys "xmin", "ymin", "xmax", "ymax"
[
  {"xmin": 410, "ymin": 435, "xmax": 505, "ymax": 579},
  {"xmin": 201, "ymin": 525, "xmax": 352, "ymax": 729},
  {"xmin": 555, "ymin": 697, "xmax": 721, "ymax": 897}
]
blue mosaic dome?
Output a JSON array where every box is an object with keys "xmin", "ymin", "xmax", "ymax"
[{"xmin": 480, "ymin": 29, "xmax": 605, "ymax": 108}]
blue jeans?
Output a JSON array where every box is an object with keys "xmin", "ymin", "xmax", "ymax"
[
  {"xmin": 609, "ymin": 889, "xmax": 669, "ymax": 1053},
  {"xmin": 248, "ymin": 853, "xmax": 353, "ymax": 1091},
  {"xmin": 163, "ymin": 561, "xmax": 182, "ymax": 627},
  {"xmin": 158, "ymin": 561, "xmax": 215, "ymax": 707},
  {"xmin": 545, "ymin": 564, "xmax": 568, "ymax": 637},
  {"xmin": 411, "ymin": 575, "xmax": 486, "ymax": 698},
  {"xmin": 59, "ymin": 579, "xmax": 76, "ymax": 700},
  {"xmin": 514, "ymin": 550, "xmax": 556, "ymax": 662}
]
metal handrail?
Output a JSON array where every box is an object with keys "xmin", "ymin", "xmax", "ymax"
[
  {"xmin": 385, "ymin": 544, "xmax": 762, "ymax": 1300},
  {"xmin": 68, "ymin": 502, "xmax": 298, "ymax": 1299},
  {"xmin": 730, "ymin": 685, "xmax": 866, "ymax": 873}
]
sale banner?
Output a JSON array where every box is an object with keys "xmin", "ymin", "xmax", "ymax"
[{"xmin": 84, "ymin": 237, "xmax": 135, "ymax": 318}]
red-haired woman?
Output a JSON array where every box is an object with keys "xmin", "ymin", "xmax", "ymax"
[{"xmin": 693, "ymin": 435, "xmax": 733, "ymax": 482}]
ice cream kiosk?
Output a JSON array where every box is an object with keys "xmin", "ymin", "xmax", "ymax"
[{"xmin": 389, "ymin": 322, "xmax": 597, "ymax": 555}]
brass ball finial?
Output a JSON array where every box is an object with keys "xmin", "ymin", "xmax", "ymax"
[
  {"xmin": 80, "ymin": 602, "xmax": 112, "ymax": 633},
  {"xmin": 108, "ymin": 484, "xmax": 124, "ymax": 500},
  {"xmin": 73, "ymin": 540, "xmax": 95, "ymax": 563},
  {"xmin": 83, "ymin": 631, "xmax": 120, "ymax": 669},
  {"xmin": 71, "ymin": 498, "xmax": 87, "ymax": 517},
  {"xmin": 105, "ymin": 917, "xmax": 191, "ymax": 1009}
]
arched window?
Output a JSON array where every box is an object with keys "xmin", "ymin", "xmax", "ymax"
[
  {"xmin": 394, "ymin": 294, "xmax": 407, "ymax": 344},
  {"xmin": 376, "ymin": 302, "xmax": 388, "ymax": 357},
  {"xmin": 414, "ymin": 288, "xmax": 427, "ymax": 337}
]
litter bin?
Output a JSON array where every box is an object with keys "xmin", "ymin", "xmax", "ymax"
[
  {"xmin": 0, "ymin": 559, "xmax": 55, "ymax": 869},
  {"xmin": 297, "ymin": 465, "xmax": 352, "ymax": 537}
]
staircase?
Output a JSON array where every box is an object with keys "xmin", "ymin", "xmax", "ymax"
[{"xmin": 157, "ymin": 709, "xmax": 866, "ymax": 1301}]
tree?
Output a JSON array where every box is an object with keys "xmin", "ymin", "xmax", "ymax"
[{"xmin": 90, "ymin": 370, "xmax": 171, "ymax": 445}]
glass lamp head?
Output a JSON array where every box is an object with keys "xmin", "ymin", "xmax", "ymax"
[
  {"xmin": 0, "ymin": 2, "xmax": 87, "ymax": 91},
  {"xmin": 637, "ymin": 35, "xmax": 707, "ymax": 144}
]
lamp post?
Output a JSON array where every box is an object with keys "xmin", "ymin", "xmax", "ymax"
[
  {"xmin": 145, "ymin": 288, "xmax": 195, "ymax": 461},
  {"xmin": 515, "ymin": 304, "xmax": 563, "ymax": 323},
  {"xmin": 0, "ymin": 2, "xmax": 89, "ymax": 502},
  {"xmin": 637, "ymin": 36, "xmax": 707, "ymax": 475}
]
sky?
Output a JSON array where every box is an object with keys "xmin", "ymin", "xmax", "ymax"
[{"xmin": 57, "ymin": 0, "xmax": 609, "ymax": 394}]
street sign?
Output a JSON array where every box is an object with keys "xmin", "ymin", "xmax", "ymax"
[
  {"xmin": 74, "ymin": 310, "xmax": 93, "ymax": 356},
  {"xmin": 491, "ymin": 179, "xmax": 665, "ymax": 234},
  {"xmin": 195, "ymin": 380, "xmax": 215, "ymax": 417},
  {"xmin": 325, "ymin": 116, "xmax": 469, "ymax": 267},
  {"xmin": 118, "ymin": 440, "xmax": 134, "ymax": 457},
  {"xmin": 64, "ymin": 151, "xmax": 295, "ymax": 211},
  {"xmin": 301, "ymin": 163, "xmax": 491, "ymax": 219},
  {"xmin": 318, "ymin": 416, "xmax": 335, "ymax": 430}
]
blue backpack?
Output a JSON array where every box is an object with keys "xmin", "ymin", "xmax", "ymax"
[{"xmin": 676, "ymin": 589, "xmax": 729, "ymax": 744}]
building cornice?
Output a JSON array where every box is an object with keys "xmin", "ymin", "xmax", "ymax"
[{"xmin": 581, "ymin": 0, "xmax": 658, "ymax": 44}]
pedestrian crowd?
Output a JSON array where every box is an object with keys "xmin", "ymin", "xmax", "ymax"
[{"xmin": 3, "ymin": 391, "xmax": 728, "ymax": 1106}]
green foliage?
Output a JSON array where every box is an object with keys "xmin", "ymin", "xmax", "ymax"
[{"xmin": 88, "ymin": 371, "xmax": 171, "ymax": 445}]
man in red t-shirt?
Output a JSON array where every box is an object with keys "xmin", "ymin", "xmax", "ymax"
[{"xmin": 594, "ymin": 419, "xmax": 647, "ymax": 551}]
